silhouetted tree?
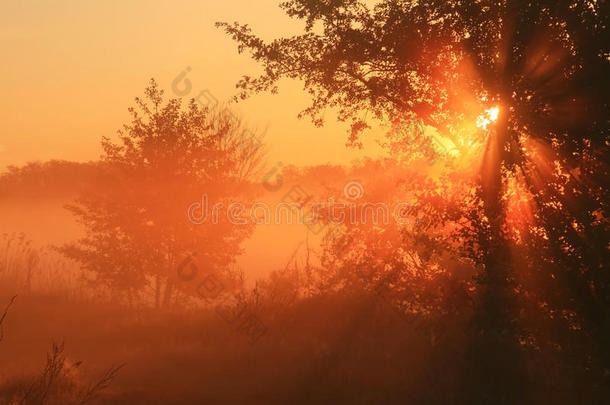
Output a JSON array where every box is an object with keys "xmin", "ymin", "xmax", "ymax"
[
  {"xmin": 61, "ymin": 80, "xmax": 263, "ymax": 308},
  {"xmin": 219, "ymin": 1, "xmax": 609, "ymax": 401}
]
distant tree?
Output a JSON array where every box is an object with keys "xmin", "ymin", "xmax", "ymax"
[
  {"xmin": 0, "ymin": 160, "xmax": 104, "ymax": 198},
  {"xmin": 61, "ymin": 80, "xmax": 263, "ymax": 308},
  {"xmin": 219, "ymin": 1, "xmax": 609, "ymax": 401}
]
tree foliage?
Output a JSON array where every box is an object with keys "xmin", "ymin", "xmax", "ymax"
[
  {"xmin": 60, "ymin": 80, "xmax": 263, "ymax": 306},
  {"xmin": 219, "ymin": 0, "xmax": 610, "ymax": 400}
]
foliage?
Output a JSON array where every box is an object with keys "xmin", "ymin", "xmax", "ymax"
[
  {"xmin": 59, "ymin": 80, "xmax": 264, "ymax": 306},
  {"xmin": 219, "ymin": 2, "xmax": 610, "ymax": 400}
]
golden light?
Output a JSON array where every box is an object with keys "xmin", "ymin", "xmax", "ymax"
[{"xmin": 476, "ymin": 107, "xmax": 500, "ymax": 130}]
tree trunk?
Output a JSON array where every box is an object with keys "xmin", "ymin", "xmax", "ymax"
[
  {"xmin": 461, "ymin": 3, "xmax": 532, "ymax": 399},
  {"xmin": 464, "ymin": 104, "xmax": 529, "ymax": 403},
  {"xmin": 162, "ymin": 279, "xmax": 174, "ymax": 308},
  {"xmin": 479, "ymin": 106, "xmax": 512, "ymax": 328},
  {"xmin": 155, "ymin": 275, "xmax": 161, "ymax": 309}
]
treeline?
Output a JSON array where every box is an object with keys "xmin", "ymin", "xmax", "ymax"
[{"xmin": 0, "ymin": 161, "xmax": 107, "ymax": 199}]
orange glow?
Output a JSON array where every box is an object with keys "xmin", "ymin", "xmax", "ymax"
[
  {"xmin": 0, "ymin": 1, "xmax": 385, "ymax": 170},
  {"xmin": 0, "ymin": 3, "xmax": 606, "ymax": 403}
]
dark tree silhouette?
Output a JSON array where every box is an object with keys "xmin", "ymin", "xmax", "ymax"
[{"xmin": 219, "ymin": 1, "xmax": 609, "ymax": 402}]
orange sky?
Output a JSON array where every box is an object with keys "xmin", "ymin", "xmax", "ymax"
[{"xmin": 0, "ymin": 0, "xmax": 386, "ymax": 171}]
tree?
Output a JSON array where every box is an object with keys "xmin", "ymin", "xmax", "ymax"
[
  {"xmin": 61, "ymin": 80, "xmax": 263, "ymax": 308},
  {"xmin": 218, "ymin": 1, "xmax": 609, "ymax": 401}
]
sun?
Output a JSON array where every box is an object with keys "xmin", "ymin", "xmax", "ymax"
[{"xmin": 476, "ymin": 107, "xmax": 500, "ymax": 130}]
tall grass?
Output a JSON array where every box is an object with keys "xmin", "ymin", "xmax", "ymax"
[{"xmin": 0, "ymin": 233, "xmax": 101, "ymax": 302}]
